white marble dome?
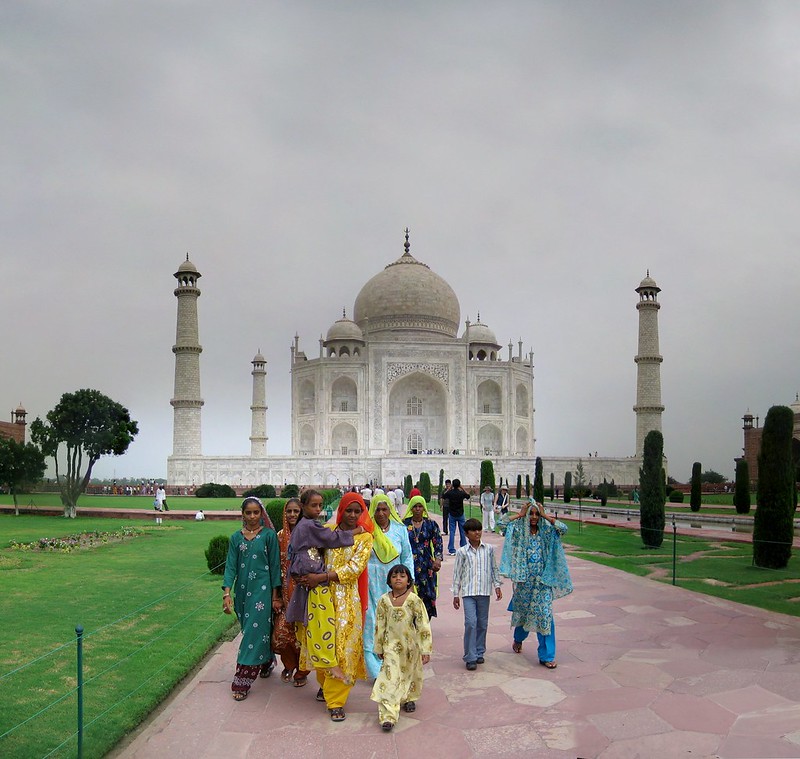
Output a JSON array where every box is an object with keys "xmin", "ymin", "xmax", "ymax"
[
  {"xmin": 326, "ymin": 312, "xmax": 364, "ymax": 342},
  {"xmin": 467, "ymin": 320, "xmax": 498, "ymax": 346},
  {"xmin": 353, "ymin": 247, "xmax": 461, "ymax": 339}
]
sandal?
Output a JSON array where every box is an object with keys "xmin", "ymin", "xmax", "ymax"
[
  {"xmin": 540, "ymin": 660, "xmax": 557, "ymax": 669},
  {"xmin": 315, "ymin": 687, "xmax": 326, "ymax": 702},
  {"xmin": 512, "ymin": 641, "xmax": 522, "ymax": 654},
  {"xmin": 293, "ymin": 674, "xmax": 308, "ymax": 688},
  {"xmin": 259, "ymin": 659, "xmax": 276, "ymax": 678},
  {"xmin": 232, "ymin": 691, "xmax": 248, "ymax": 701},
  {"xmin": 280, "ymin": 668, "xmax": 293, "ymax": 683},
  {"xmin": 329, "ymin": 707, "xmax": 346, "ymax": 722},
  {"xmin": 381, "ymin": 722, "xmax": 394, "ymax": 732},
  {"xmin": 402, "ymin": 701, "xmax": 416, "ymax": 713}
]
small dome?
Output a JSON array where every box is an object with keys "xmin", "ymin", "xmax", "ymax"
[
  {"xmin": 178, "ymin": 257, "xmax": 198, "ymax": 274},
  {"xmin": 467, "ymin": 319, "xmax": 498, "ymax": 346},
  {"xmin": 15, "ymin": 403, "xmax": 25, "ymax": 414},
  {"xmin": 636, "ymin": 271, "xmax": 659, "ymax": 292},
  {"xmin": 252, "ymin": 351, "xmax": 266, "ymax": 363},
  {"xmin": 326, "ymin": 314, "xmax": 364, "ymax": 343}
]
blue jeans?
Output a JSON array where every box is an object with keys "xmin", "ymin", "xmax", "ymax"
[
  {"xmin": 448, "ymin": 513, "xmax": 466, "ymax": 553},
  {"xmin": 513, "ymin": 618, "xmax": 556, "ymax": 662},
  {"xmin": 462, "ymin": 595, "xmax": 490, "ymax": 663}
]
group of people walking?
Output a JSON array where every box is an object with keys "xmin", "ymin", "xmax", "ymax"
[{"xmin": 222, "ymin": 489, "xmax": 571, "ymax": 731}]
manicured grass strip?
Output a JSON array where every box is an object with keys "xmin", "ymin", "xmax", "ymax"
[
  {"xmin": 0, "ymin": 515, "xmax": 238, "ymax": 759},
  {"xmin": 0, "ymin": 493, "xmax": 243, "ymax": 511}
]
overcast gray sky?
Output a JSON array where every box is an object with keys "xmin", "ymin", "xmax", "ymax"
[{"xmin": 2, "ymin": 1, "xmax": 798, "ymax": 483}]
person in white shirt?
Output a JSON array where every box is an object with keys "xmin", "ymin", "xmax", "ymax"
[
  {"xmin": 392, "ymin": 486, "xmax": 405, "ymax": 513},
  {"xmin": 452, "ymin": 519, "xmax": 502, "ymax": 670},
  {"xmin": 360, "ymin": 485, "xmax": 373, "ymax": 506},
  {"xmin": 480, "ymin": 486, "xmax": 496, "ymax": 532},
  {"xmin": 195, "ymin": 510, "xmax": 205, "ymax": 521},
  {"xmin": 155, "ymin": 485, "xmax": 168, "ymax": 512}
]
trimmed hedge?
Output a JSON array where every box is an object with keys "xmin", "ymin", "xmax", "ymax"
[
  {"xmin": 668, "ymin": 490, "xmax": 685, "ymax": 503},
  {"xmin": 195, "ymin": 482, "xmax": 236, "ymax": 498},
  {"xmin": 243, "ymin": 484, "xmax": 277, "ymax": 499},
  {"xmin": 204, "ymin": 535, "xmax": 229, "ymax": 574}
]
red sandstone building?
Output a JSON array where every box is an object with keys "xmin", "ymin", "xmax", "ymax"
[
  {"xmin": 738, "ymin": 395, "xmax": 800, "ymax": 484},
  {"xmin": 0, "ymin": 405, "xmax": 27, "ymax": 444}
]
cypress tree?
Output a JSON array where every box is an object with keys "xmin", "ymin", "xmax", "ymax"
[
  {"xmin": 437, "ymin": 468, "xmax": 445, "ymax": 502},
  {"xmin": 419, "ymin": 472, "xmax": 432, "ymax": 502},
  {"xmin": 480, "ymin": 459, "xmax": 496, "ymax": 492},
  {"xmin": 525, "ymin": 473, "xmax": 531, "ymax": 498},
  {"xmin": 690, "ymin": 461, "xmax": 702, "ymax": 512},
  {"xmin": 404, "ymin": 474, "xmax": 413, "ymax": 496},
  {"xmin": 533, "ymin": 457, "xmax": 544, "ymax": 504},
  {"xmin": 515, "ymin": 474, "xmax": 522, "ymax": 498},
  {"xmin": 550, "ymin": 472, "xmax": 554, "ymax": 498},
  {"xmin": 753, "ymin": 406, "xmax": 795, "ymax": 569},
  {"xmin": 563, "ymin": 471, "xmax": 572, "ymax": 504},
  {"xmin": 734, "ymin": 459, "xmax": 750, "ymax": 514},
  {"xmin": 640, "ymin": 430, "xmax": 666, "ymax": 548}
]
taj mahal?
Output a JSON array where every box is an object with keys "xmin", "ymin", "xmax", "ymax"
[{"xmin": 167, "ymin": 232, "xmax": 663, "ymax": 489}]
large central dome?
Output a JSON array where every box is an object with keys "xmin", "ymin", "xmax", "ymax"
[{"xmin": 352, "ymin": 236, "xmax": 461, "ymax": 339}]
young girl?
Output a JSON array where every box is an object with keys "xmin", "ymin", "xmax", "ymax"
[
  {"xmin": 271, "ymin": 498, "xmax": 311, "ymax": 686},
  {"xmin": 284, "ymin": 490, "xmax": 361, "ymax": 685},
  {"xmin": 370, "ymin": 564, "xmax": 433, "ymax": 732},
  {"xmin": 222, "ymin": 497, "xmax": 281, "ymax": 701}
]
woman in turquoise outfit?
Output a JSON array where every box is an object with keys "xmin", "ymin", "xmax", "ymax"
[
  {"xmin": 363, "ymin": 493, "xmax": 415, "ymax": 679},
  {"xmin": 499, "ymin": 499, "xmax": 572, "ymax": 669},
  {"xmin": 223, "ymin": 497, "xmax": 282, "ymax": 700}
]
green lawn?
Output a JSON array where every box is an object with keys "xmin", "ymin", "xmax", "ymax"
[
  {"xmin": 0, "ymin": 514, "xmax": 238, "ymax": 758},
  {"xmin": 562, "ymin": 522, "xmax": 799, "ymax": 617},
  {"xmin": 0, "ymin": 493, "xmax": 241, "ymax": 511}
]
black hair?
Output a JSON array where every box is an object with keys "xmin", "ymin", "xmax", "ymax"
[
  {"xmin": 464, "ymin": 518, "xmax": 482, "ymax": 532},
  {"xmin": 452, "ymin": 478, "xmax": 461, "ymax": 488},
  {"xmin": 300, "ymin": 489, "xmax": 322, "ymax": 505},
  {"xmin": 386, "ymin": 563, "xmax": 413, "ymax": 588}
]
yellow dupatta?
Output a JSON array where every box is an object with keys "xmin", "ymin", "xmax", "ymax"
[{"xmin": 368, "ymin": 493, "xmax": 402, "ymax": 564}]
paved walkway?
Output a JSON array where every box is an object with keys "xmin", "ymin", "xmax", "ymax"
[{"xmin": 115, "ymin": 521, "xmax": 800, "ymax": 759}]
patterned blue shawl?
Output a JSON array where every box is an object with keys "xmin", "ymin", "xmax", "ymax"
[{"xmin": 499, "ymin": 511, "xmax": 573, "ymax": 600}]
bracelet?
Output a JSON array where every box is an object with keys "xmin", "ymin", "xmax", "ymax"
[{"xmin": 223, "ymin": 593, "xmax": 230, "ymax": 598}]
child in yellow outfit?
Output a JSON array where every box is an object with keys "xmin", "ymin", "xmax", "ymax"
[{"xmin": 370, "ymin": 564, "xmax": 432, "ymax": 731}]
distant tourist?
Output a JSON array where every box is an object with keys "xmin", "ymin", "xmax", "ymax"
[
  {"xmin": 441, "ymin": 479, "xmax": 452, "ymax": 535},
  {"xmin": 480, "ymin": 485, "xmax": 496, "ymax": 532},
  {"xmin": 155, "ymin": 484, "xmax": 168, "ymax": 512},
  {"xmin": 194, "ymin": 510, "xmax": 205, "ymax": 521},
  {"xmin": 446, "ymin": 479, "xmax": 471, "ymax": 555},
  {"xmin": 495, "ymin": 485, "xmax": 510, "ymax": 515}
]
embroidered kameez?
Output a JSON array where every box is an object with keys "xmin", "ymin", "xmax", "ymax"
[
  {"xmin": 222, "ymin": 528, "xmax": 281, "ymax": 688},
  {"xmin": 370, "ymin": 592, "xmax": 432, "ymax": 725},
  {"xmin": 402, "ymin": 505, "xmax": 443, "ymax": 620}
]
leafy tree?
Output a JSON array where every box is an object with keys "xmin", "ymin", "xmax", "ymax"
[
  {"xmin": 639, "ymin": 430, "xmax": 666, "ymax": 548},
  {"xmin": 533, "ymin": 457, "xmax": 544, "ymax": 504},
  {"xmin": 700, "ymin": 469, "xmax": 726, "ymax": 485},
  {"xmin": 597, "ymin": 478, "xmax": 608, "ymax": 507},
  {"xmin": 419, "ymin": 472, "xmax": 432, "ymax": 502},
  {"xmin": 690, "ymin": 462, "xmax": 702, "ymax": 512},
  {"xmin": 480, "ymin": 460, "xmax": 496, "ymax": 492},
  {"xmin": 753, "ymin": 406, "xmax": 795, "ymax": 569},
  {"xmin": 0, "ymin": 438, "xmax": 46, "ymax": 516},
  {"xmin": 30, "ymin": 389, "xmax": 138, "ymax": 518},
  {"xmin": 563, "ymin": 471, "xmax": 572, "ymax": 503},
  {"xmin": 574, "ymin": 460, "xmax": 587, "ymax": 508},
  {"xmin": 733, "ymin": 459, "xmax": 750, "ymax": 514},
  {"xmin": 281, "ymin": 483, "xmax": 299, "ymax": 498}
]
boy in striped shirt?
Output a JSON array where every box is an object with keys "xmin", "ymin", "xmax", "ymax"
[{"xmin": 452, "ymin": 518, "xmax": 503, "ymax": 670}]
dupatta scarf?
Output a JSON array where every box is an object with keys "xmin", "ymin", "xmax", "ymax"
[{"xmin": 367, "ymin": 493, "xmax": 404, "ymax": 564}]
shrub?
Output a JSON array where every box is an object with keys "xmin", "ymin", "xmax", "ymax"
[
  {"xmin": 320, "ymin": 489, "xmax": 341, "ymax": 506},
  {"xmin": 668, "ymin": 490, "xmax": 684, "ymax": 503},
  {"xmin": 281, "ymin": 483, "xmax": 299, "ymax": 498},
  {"xmin": 419, "ymin": 472, "xmax": 432, "ymax": 502},
  {"xmin": 480, "ymin": 460, "xmax": 496, "ymax": 492},
  {"xmin": 640, "ymin": 430, "xmax": 666, "ymax": 548},
  {"xmin": 195, "ymin": 482, "xmax": 236, "ymax": 498},
  {"xmin": 754, "ymin": 405, "xmax": 795, "ymax": 569},
  {"xmin": 543, "ymin": 487, "xmax": 553, "ymax": 499},
  {"xmin": 264, "ymin": 498, "xmax": 287, "ymax": 528},
  {"xmin": 690, "ymin": 462, "xmax": 702, "ymax": 513},
  {"xmin": 243, "ymin": 484, "xmax": 276, "ymax": 499},
  {"xmin": 734, "ymin": 459, "xmax": 750, "ymax": 514},
  {"xmin": 205, "ymin": 535, "xmax": 229, "ymax": 574}
]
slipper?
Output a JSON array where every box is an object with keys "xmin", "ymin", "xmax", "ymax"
[
  {"xmin": 293, "ymin": 674, "xmax": 308, "ymax": 687},
  {"xmin": 315, "ymin": 687, "xmax": 326, "ymax": 702},
  {"xmin": 381, "ymin": 721, "xmax": 394, "ymax": 732},
  {"xmin": 232, "ymin": 691, "xmax": 248, "ymax": 701},
  {"xmin": 402, "ymin": 701, "xmax": 416, "ymax": 713},
  {"xmin": 259, "ymin": 659, "xmax": 275, "ymax": 678},
  {"xmin": 280, "ymin": 668, "xmax": 293, "ymax": 683},
  {"xmin": 329, "ymin": 707, "xmax": 346, "ymax": 722},
  {"xmin": 512, "ymin": 641, "xmax": 522, "ymax": 654},
  {"xmin": 540, "ymin": 660, "xmax": 557, "ymax": 669}
]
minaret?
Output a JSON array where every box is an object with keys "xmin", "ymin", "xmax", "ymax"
[
  {"xmin": 634, "ymin": 271, "xmax": 665, "ymax": 456},
  {"xmin": 250, "ymin": 350, "xmax": 268, "ymax": 457},
  {"xmin": 171, "ymin": 255, "xmax": 203, "ymax": 456}
]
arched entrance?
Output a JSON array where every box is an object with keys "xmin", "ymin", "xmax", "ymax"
[{"xmin": 387, "ymin": 372, "xmax": 448, "ymax": 453}]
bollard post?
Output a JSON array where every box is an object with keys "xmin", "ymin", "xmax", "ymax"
[
  {"xmin": 76, "ymin": 625, "xmax": 84, "ymax": 758},
  {"xmin": 671, "ymin": 516, "xmax": 677, "ymax": 586}
]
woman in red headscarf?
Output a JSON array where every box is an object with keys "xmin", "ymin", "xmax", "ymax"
[{"xmin": 296, "ymin": 492, "xmax": 373, "ymax": 722}]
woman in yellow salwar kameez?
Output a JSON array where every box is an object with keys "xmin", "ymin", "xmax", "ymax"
[{"xmin": 296, "ymin": 492, "xmax": 373, "ymax": 722}]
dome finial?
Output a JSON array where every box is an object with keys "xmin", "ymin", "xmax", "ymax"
[
  {"xmin": 186, "ymin": 252, "xmax": 190, "ymax": 261},
  {"xmin": 404, "ymin": 228, "xmax": 410, "ymax": 255},
  {"xmin": 477, "ymin": 310, "xmax": 481, "ymax": 323},
  {"xmin": 342, "ymin": 307, "xmax": 347, "ymax": 319},
  {"xmin": 646, "ymin": 268, "xmax": 650, "ymax": 277}
]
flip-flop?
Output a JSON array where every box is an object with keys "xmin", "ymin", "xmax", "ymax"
[
  {"xmin": 540, "ymin": 660, "xmax": 557, "ymax": 669},
  {"xmin": 293, "ymin": 674, "xmax": 308, "ymax": 687},
  {"xmin": 232, "ymin": 691, "xmax": 248, "ymax": 701},
  {"xmin": 329, "ymin": 707, "xmax": 346, "ymax": 722},
  {"xmin": 315, "ymin": 687, "xmax": 326, "ymax": 702},
  {"xmin": 512, "ymin": 641, "xmax": 522, "ymax": 654},
  {"xmin": 280, "ymin": 668, "xmax": 293, "ymax": 683}
]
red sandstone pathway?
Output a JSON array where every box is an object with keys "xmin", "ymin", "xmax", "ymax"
[{"xmin": 114, "ymin": 520, "xmax": 800, "ymax": 759}]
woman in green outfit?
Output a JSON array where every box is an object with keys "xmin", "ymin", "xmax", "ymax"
[{"xmin": 223, "ymin": 496, "xmax": 282, "ymax": 701}]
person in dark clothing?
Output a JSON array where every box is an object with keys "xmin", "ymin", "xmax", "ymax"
[
  {"xmin": 446, "ymin": 479, "xmax": 471, "ymax": 555},
  {"xmin": 441, "ymin": 479, "xmax": 452, "ymax": 535}
]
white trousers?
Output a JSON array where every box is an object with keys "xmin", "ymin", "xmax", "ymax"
[{"xmin": 482, "ymin": 509, "xmax": 495, "ymax": 531}]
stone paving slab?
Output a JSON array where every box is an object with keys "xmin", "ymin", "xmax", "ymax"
[{"xmin": 113, "ymin": 520, "xmax": 800, "ymax": 759}]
